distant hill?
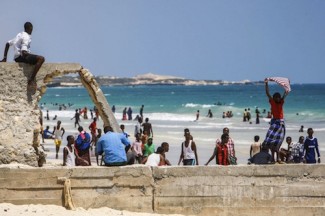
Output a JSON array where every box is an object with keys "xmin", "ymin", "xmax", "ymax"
[
  {"xmin": 133, "ymin": 73, "xmax": 184, "ymax": 80},
  {"xmin": 47, "ymin": 73, "xmax": 262, "ymax": 87}
]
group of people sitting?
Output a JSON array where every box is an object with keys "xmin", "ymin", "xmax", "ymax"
[{"xmin": 248, "ymin": 127, "xmax": 321, "ymax": 165}]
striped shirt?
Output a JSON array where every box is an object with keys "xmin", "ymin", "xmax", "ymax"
[
  {"xmin": 266, "ymin": 77, "xmax": 291, "ymax": 93},
  {"xmin": 216, "ymin": 137, "xmax": 235, "ymax": 157}
]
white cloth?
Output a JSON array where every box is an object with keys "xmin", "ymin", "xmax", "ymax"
[
  {"xmin": 145, "ymin": 153, "xmax": 161, "ymax": 166},
  {"xmin": 266, "ymin": 77, "xmax": 291, "ymax": 93},
  {"xmin": 64, "ymin": 146, "xmax": 76, "ymax": 166},
  {"xmin": 8, "ymin": 31, "xmax": 32, "ymax": 59},
  {"xmin": 182, "ymin": 140, "xmax": 195, "ymax": 160},
  {"xmin": 54, "ymin": 127, "xmax": 63, "ymax": 140}
]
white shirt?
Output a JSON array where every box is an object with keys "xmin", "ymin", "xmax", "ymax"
[
  {"xmin": 54, "ymin": 127, "xmax": 63, "ymax": 140},
  {"xmin": 182, "ymin": 140, "xmax": 195, "ymax": 160},
  {"xmin": 8, "ymin": 31, "xmax": 32, "ymax": 59},
  {"xmin": 64, "ymin": 146, "xmax": 76, "ymax": 166},
  {"xmin": 145, "ymin": 153, "xmax": 161, "ymax": 166}
]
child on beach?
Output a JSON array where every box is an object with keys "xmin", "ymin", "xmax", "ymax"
[
  {"xmin": 43, "ymin": 126, "xmax": 54, "ymax": 139},
  {"xmin": 120, "ymin": 124, "xmax": 129, "ymax": 138},
  {"xmin": 131, "ymin": 133, "xmax": 143, "ymax": 164},
  {"xmin": 143, "ymin": 138, "xmax": 155, "ymax": 159},
  {"xmin": 141, "ymin": 131, "xmax": 149, "ymax": 149},
  {"xmin": 63, "ymin": 135, "xmax": 76, "ymax": 166},
  {"xmin": 249, "ymin": 135, "xmax": 261, "ymax": 163},
  {"xmin": 304, "ymin": 128, "xmax": 321, "ymax": 164},
  {"xmin": 279, "ymin": 136, "xmax": 293, "ymax": 163},
  {"xmin": 291, "ymin": 136, "xmax": 304, "ymax": 163},
  {"xmin": 262, "ymin": 78, "xmax": 289, "ymax": 163}
]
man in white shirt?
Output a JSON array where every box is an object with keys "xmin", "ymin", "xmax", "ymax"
[
  {"xmin": 1, "ymin": 22, "xmax": 45, "ymax": 89},
  {"xmin": 144, "ymin": 146, "xmax": 165, "ymax": 166}
]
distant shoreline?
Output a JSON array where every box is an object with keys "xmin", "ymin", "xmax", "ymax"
[
  {"xmin": 47, "ymin": 73, "xmax": 264, "ymax": 87},
  {"xmin": 47, "ymin": 82, "xmax": 264, "ymax": 88},
  {"xmin": 46, "ymin": 73, "xmax": 324, "ymax": 87}
]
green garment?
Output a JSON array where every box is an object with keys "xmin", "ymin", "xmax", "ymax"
[{"xmin": 143, "ymin": 143, "xmax": 155, "ymax": 157}]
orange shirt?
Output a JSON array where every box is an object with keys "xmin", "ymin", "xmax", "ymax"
[{"xmin": 269, "ymin": 99, "xmax": 284, "ymax": 119}]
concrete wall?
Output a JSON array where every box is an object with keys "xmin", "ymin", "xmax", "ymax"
[
  {"xmin": 0, "ymin": 165, "xmax": 325, "ymax": 215},
  {"xmin": 0, "ymin": 63, "xmax": 82, "ymax": 166},
  {"xmin": 0, "ymin": 63, "xmax": 120, "ymax": 166}
]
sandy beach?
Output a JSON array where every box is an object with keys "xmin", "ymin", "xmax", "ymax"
[
  {"xmin": 0, "ymin": 203, "xmax": 186, "ymax": 216},
  {"xmin": 41, "ymin": 110, "xmax": 325, "ymax": 166}
]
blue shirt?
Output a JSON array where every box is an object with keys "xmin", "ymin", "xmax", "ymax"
[
  {"xmin": 304, "ymin": 137, "xmax": 320, "ymax": 163},
  {"xmin": 96, "ymin": 132, "xmax": 130, "ymax": 164},
  {"xmin": 43, "ymin": 129, "xmax": 52, "ymax": 139}
]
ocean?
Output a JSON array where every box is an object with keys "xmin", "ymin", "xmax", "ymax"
[
  {"xmin": 39, "ymin": 84, "xmax": 325, "ymax": 165},
  {"xmin": 40, "ymin": 84, "xmax": 325, "ymax": 125}
]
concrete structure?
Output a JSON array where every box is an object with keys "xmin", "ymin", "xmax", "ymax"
[
  {"xmin": 0, "ymin": 165, "xmax": 324, "ymax": 215},
  {"xmin": 1, "ymin": 63, "xmax": 324, "ymax": 215},
  {"xmin": 0, "ymin": 63, "xmax": 120, "ymax": 166}
]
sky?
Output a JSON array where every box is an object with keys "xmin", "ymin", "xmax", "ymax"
[{"xmin": 0, "ymin": 0, "xmax": 324, "ymax": 83}]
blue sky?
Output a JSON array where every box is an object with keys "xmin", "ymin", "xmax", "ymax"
[{"xmin": 1, "ymin": 0, "xmax": 324, "ymax": 83}]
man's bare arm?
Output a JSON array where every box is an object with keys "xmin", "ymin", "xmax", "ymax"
[{"xmin": 264, "ymin": 79, "xmax": 272, "ymax": 100}]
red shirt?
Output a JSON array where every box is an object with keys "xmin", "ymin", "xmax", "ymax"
[
  {"xmin": 89, "ymin": 122, "xmax": 97, "ymax": 135},
  {"xmin": 217, "ymin": 144, "xmax": 229, "ymax": 165},
  {"xmin": 269, "ymin": 99, "xmax": 284, "ymax": 119}
]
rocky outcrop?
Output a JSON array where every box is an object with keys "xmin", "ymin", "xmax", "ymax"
[{"xmin": 0, "ymin": 63, "xmax": 120, "ymax": 166}]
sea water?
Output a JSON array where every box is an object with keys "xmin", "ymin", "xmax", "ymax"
[
  {"xmin": 39, "ymin": 84, "xmax": 325, "ymax": 164},
  {"xmin": 40, "ymin": 84, "xmax": 325, "ymax": 125}
]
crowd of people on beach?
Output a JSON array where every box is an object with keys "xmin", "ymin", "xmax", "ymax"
[
  {"xmin": 41, "ymin": 108, "xmax": 320, "ymax": 168},
  {"xmin": 39, "ymin": 79, "xmax": 321, "ymax": 167}
]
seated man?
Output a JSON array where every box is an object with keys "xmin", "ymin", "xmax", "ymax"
[
  {"xmin": 160, "ymin": 142, "xmax": 171, "ymax": 166},
  {"xmin": 250, "ymin": 144, "xmax": 272, "ymax": 165},
  {"xmin": 1, "ymin": 22, "xmax": 45, "ymax": 89},
  {"xmin": 279, "ymin": 136, "xmax": 293, "ymax": 163},
  {"xmin": 143, "ymin": 147, "xmax": 165, "ymax": 166},
  {"xmin": 97, "ymin": 126, "xmax": 134, "ymax": 166},
  {"xmin": 43, "ymin": 126, "xmax": 54, "ymax": 139}
]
